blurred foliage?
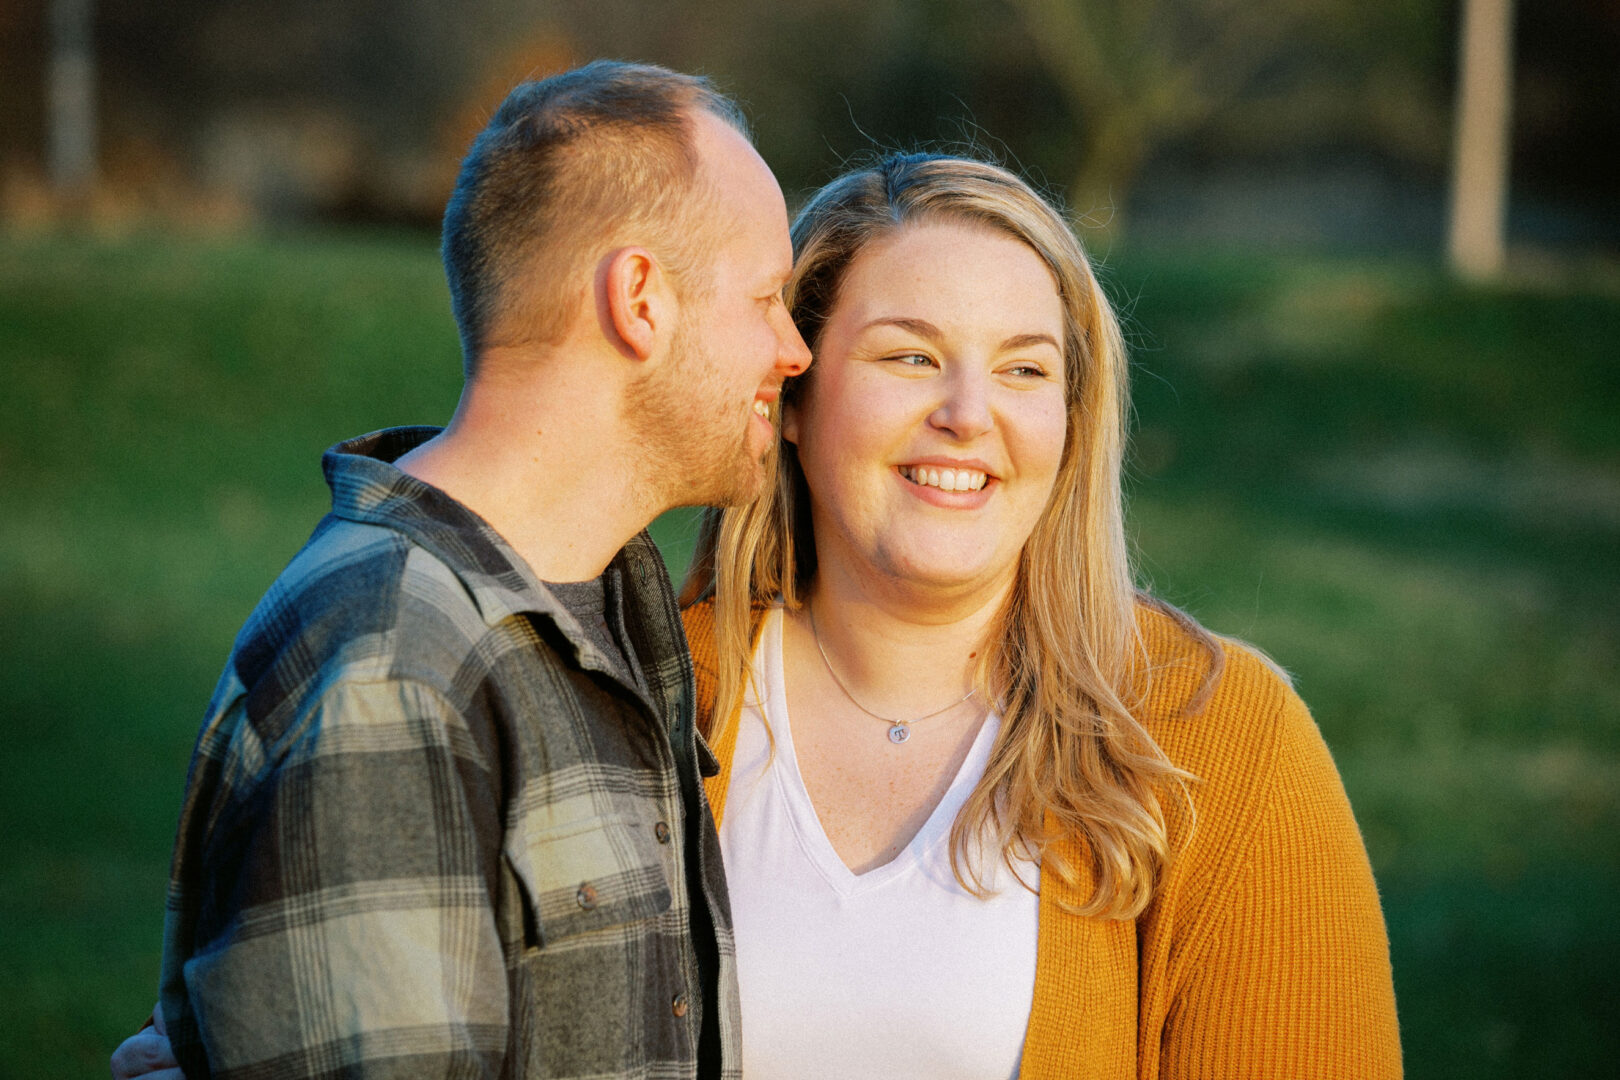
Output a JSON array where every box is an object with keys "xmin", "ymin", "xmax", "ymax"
[
  {"xmin": 3, "ymin": 0, "xmax": 1617, "ymax": 233},
  {"xmin": 1, "ymin": 230, "xmax": 1617, "ymax": 1076},
  {"xmin": 999, "ymin": 0, "xmax": 1443, "ymax": 227}
]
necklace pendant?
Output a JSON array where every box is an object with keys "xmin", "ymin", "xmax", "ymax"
[{"xmin": 887, "ymin": 723, "xmax": 910, "ymax": 744}]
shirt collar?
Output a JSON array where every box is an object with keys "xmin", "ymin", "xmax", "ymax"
[{"xmin": 319, "ymin": 426, "xmax": 672, "ymax": 646}]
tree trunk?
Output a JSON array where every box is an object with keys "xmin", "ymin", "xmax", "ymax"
[
  {"xmin": 1447, "ymin": 0, "xmax": 1515, "ymax": 280},
  {"xmin": 1068, "ymin": 111, "xmax": 1149, "ymax": 243},
  {"xmin": 48, "ymin": 0, "xmax": 97, "ymax": 195}
]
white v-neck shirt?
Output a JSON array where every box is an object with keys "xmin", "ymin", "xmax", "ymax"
[{"xmin": 719, "ymin": 608, "xmax": 1039, "ymax": 1079}]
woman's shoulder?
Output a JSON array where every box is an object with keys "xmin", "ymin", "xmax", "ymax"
[
  {"xmin": 1133, "ymin": 603, "xmax": 1361, "ymax": 924},
  {"xmin": 1133, "ymin": 601, "xmax": 1327, "ymax": 819},
  {"xmin": 1135, "ymin": 601, "xmax": 1296, "ymax": 720},
  {"xmin": 1132, "ymin": 605, "xmax": 1397, "ymax": 1064}
]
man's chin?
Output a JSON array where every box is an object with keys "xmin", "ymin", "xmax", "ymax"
[{"xmin": 704, "ymin": 452, "xmax": 769, "ymax": 509}]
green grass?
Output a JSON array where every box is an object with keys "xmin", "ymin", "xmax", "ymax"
[{"xmin": 2, "ymin": 230, "xmax": 1616, "ymax": 1077}]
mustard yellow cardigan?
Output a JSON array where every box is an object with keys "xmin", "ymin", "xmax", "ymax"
[{"xmin": 683, "ymin": 600, "xmax": 1402, "ymax": 1079}]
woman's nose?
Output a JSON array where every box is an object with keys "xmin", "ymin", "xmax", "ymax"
[{"xmin": 927, "ymin": 371, "xmax": 993, "ymax": 441}]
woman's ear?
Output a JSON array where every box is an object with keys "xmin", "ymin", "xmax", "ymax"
[
  {"xmin": 601, "ymin": 247, "xmax": 665, "ymax": 361},
  {"xmin": 781, "ymin": 398, "xmax": 800, "ymax": 445}
]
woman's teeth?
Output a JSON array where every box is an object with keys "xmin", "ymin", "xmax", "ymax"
[{"xmin": 899, "ymin": 465, "xmax": 988, "ymax": 492}]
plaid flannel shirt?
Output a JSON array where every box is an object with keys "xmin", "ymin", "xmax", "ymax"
[{"xmin": 159, "ymin": 427, "xmax": 739, "ymax": 1079}]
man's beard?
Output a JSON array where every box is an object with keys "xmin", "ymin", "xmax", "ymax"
[{"xmin": 623, "ymin": 316, "xmax": 765, "ymax": 511}]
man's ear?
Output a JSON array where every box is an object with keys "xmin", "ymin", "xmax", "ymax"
[{"xmin": 600, "ymin": 247, "xmax": 668, "ymax": 361}]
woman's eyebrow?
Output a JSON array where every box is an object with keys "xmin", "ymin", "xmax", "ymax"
[
  {"xmin": 859, "ymin": 316, "xmax": 943, "ymax": 341},
  {"xmin": 1000, "ymin": 332, "xmax": 1061, "ymax": 351},
  {"xmin": 859, "ymin": 319, "xmax": 1060, "ymax": 353}
]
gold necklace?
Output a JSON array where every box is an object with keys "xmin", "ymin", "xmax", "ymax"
[{"xmin": 806, "ymin": 605, "xmax": 977, "ymax": 745}]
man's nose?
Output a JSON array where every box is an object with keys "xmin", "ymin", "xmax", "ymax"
[{"xmin": 775, "ymin": 307, "xmax": 812, "ymax": 377}]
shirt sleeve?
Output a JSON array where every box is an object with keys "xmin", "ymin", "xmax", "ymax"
[
  {"xmin": 1159, "ymin": 686, "xmax": 1404, "ymax": 1079},
  {"xmin": 161, "ymin": 676, "xmax": 511, "ymax": 1079}
]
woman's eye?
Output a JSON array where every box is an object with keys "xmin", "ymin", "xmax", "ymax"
[
  {"xmin": 892, "ymin": 353, "xmax": 936, "ymax": 367},
  {"xmin": 1007, "ymin": 362, "xmax": 1050, "ymax": 378}
]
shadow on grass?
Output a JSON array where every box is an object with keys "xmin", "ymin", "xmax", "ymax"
[{"xmin": 1386, "ymin": 862, "xmax": 1620, "ymax": 1079}]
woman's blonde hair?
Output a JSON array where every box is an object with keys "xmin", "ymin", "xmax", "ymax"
[{"xmin": 681, "ymin": 152, "xmax": 1220, "ymax": 919}]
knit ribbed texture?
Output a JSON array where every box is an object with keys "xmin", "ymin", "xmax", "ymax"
[{"xmin": 686, "ymin": 600, "xmax": 1402, "ymax": 1078}]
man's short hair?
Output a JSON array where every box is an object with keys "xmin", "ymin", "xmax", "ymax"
[{"xmin": 442, "ymin": 60, "xmax": 750, "ymax": 369}]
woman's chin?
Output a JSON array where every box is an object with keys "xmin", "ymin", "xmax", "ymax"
[{"xmin": 865, "ymin": 546, "xmax": 1018, "ymax": 602}]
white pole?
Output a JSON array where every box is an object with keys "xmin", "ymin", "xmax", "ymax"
[
  {"xmin": 48, "ymin": 0, "xmax": 96, "ymax": 195},
  {"xmin": 1447, "ymin": 0, "xmax": 1515, "ymax": 280}
]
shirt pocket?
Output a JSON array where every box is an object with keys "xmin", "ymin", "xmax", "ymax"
[{"xmin": 505, "ymin": 811, "xmax": 673, "ymax": 945}]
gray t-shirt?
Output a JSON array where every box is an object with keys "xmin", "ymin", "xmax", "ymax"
[{"xmin": 546, "ymin": 568, "xmax": 648, "ymax": 693}]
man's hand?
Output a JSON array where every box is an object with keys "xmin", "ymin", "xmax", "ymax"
[{"xmin": 109, "ymin": 1003, "xmax": 180, "ymax": 1080}]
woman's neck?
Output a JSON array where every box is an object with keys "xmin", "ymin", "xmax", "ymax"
[{"xmin": 794, "ymin": 564, "xmax": 1014, "ymax": 718}]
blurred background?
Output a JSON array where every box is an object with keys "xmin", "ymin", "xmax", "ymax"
[{"xmin": 1, "ymin": 0, "xmax": 1616, "ymax": 1076}]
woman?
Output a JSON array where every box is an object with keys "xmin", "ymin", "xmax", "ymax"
[
  {"xmin": 680, "ymin": 151, "xmax": 1400, "ymax": 1078},
  {"xmin": 114, "ymin": 152, "xmax": 1401, "ymax": 1078}
]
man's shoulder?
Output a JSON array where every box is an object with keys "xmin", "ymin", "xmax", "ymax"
[{"xmin": 225, "ymin": 515, "xmax": 513, "ymax": 726}]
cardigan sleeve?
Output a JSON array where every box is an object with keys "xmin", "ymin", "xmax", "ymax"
[{"xmin": 1157, "ymin": 682, "xmax": 1403, "ymax": 1079}]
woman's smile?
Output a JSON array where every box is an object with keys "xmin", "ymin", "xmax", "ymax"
[
  {"xmin": 896, "ymin": 462, "xmax": 992, "ymax": 493},
  {"xmin": 893, "ymin": 462, "xmax": 997, "ymax": 513}
]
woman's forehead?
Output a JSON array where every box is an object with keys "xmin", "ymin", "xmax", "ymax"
[{"xmin": 828, "ymin": 221, "xmax": 1063, "ymax": 338}]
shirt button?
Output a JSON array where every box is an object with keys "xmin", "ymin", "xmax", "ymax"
[
  {"xmin": 654, "ymin": 821, "xmax": 671, "ymax": 844},
  {"xmin": 576, "ymin": 883, "xmax": 598, "ymax": 910},
  {"xmin": 671, "ymin": 992, "xmax": 689, "ymax": 1018}
]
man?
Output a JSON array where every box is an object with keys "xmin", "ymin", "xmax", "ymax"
[{"xmin": 118, "ymin": 60, "xmax": 809, "ymax": 1079}]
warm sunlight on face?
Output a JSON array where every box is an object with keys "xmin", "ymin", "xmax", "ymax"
[
  {"xmin": 784, "ymin": 219, "xmax": 1069, "ymax": 604},
  {"xmin": 628, "ymin": 110, "xmax": 810, "ymax": 510}
]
